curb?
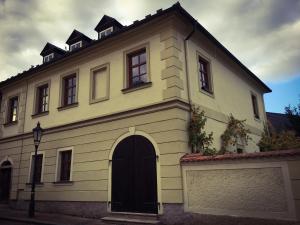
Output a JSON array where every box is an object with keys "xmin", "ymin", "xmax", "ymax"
[{"xmin": 0, "ymin": 215, "xmax": 61, "ymax": 225}]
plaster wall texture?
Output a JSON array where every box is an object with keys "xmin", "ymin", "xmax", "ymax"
[{"xmin": 182, "ymin": 160, "xmax": 298, "ymax": 221}]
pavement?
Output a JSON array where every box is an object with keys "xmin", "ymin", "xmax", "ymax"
[{"xmin": 0, "ymin": 204, "xmax": 107, "ymax": 225}]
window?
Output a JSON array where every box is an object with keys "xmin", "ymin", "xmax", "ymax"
[
  {"xmin": 99, "ymin": 27, "xmax": 113, "ymax": 39},
  {"xmin": 7, "ymin": 96, "xmax": 18, "ymax": 123},
  {"xmin": 29, "ymin": 153, "xmax": 44, "ymax": 183},
  {"xmin": 36, "ymin": 84, "xmax": 49, "ymax": 113},
  {"xmin": 56, "ymin": 149, "xmax": 73, "ymax": 182},
  {"xmin": 198, "ymin": 56, "xmax": 212, "ymax": 93},
  {"xmin": 63, "ymin": 74, "xmax": 77, "ymax": 106},
  {"xmin": 44, "ymin": 53, "xmax": 54, "ymax": 63},
  {"xmin": 251, "ymin": 94, "xmax": 260, "ymax": 119},
  {"xmin": 70, "ymin": 41, "xmax": 82, "ymax": 51},
  {"xmin": 90, "ymin": 64, "xmax": 110, "ymax": 103},
  {"xmin": 127, "ymin": 48, "xmax": 147, "ymax": 88}
]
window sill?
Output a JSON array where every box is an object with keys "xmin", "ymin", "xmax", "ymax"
[
  {"xmin": 53, "ymin": 181, "xmax": 74, "ymax": 186},
  {"xmin": 122, "ymin": 82, "xmax": 152, "ymax": 94},
  {"xmin": 31, "ymin": 111, "xmax": 49, "ymax": 118},
  {"xmin": 200, "ymin": 88, "xmax": 214, "ymax": 98},
  {"xmin": 26, "ymin": 182, "xmax": 44, "ymax": 186},
  {"xmin": 89, "ymin": 96, "xmax": 109, "ymax": 105},
  {"xmin": 57, "ymin": 102, "xmax": 78, "ymax": 111},
  {"xmin": 3, "ymin": 121, "xmax": 18, "ymax": 127}
]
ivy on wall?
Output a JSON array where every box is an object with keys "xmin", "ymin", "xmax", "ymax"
[
  {"xmin": 220, "ymin": 115, "xmax": 251, "ymax": 154},
  {"xmin": 188, "ymin": 105, "xmax": 216, "ymax": 155}
]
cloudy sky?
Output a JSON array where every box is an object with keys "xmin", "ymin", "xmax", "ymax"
[{"xmin": 0, "ymin": 0, "xmax": 299, "ymax": 112}]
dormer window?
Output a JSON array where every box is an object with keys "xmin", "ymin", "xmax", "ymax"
[
  {"xmin": 44, "ymin": 53, "xmax": 54, "ymax": 63},
  {"xmin": 70, "ymin": 41, "xmax": 82, "ymax": 51},
  {"xmin": 99, "ymin": 27, "xmax": 113, "ymax": 39}
]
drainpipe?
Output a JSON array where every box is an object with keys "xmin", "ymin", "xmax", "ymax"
[{"xmin": 183, "ymin": 21, "xmax": 196, "ymax": 111}]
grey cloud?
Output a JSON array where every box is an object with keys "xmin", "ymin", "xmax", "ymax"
[{"xmin": 0, "ymin": 0, "xmax": 299, "ymax": 83}]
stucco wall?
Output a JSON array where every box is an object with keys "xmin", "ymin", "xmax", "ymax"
[
  {"xmin": 182, "ymin": 159, "xmax": 298, "ymax": 221},
  {"xmin": 0, "ymin": 104, "xmax": 189, "ymax": 214},
  {"xmin": 185, "ymin": 32, "xmax": 268, "ymax": 152}
]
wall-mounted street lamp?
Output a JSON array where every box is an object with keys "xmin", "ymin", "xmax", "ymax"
[{"xmin": 29, "ymin": 122, "xmax": 43, "ymax": 218}]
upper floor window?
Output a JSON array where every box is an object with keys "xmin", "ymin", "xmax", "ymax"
[
  {"xmin": 251, "ymin": 94, "xmax": 260, "ymax": 119},
  {"xmin": 63, "ymin": 74, "xmax": 77, "ymax": 106},
  {"xmin": 70, "ymin": 41, "xmax": 82, "ymax": 51},
  {"xmin": 127, "ymin": 48, "xmax": 147, "ymax": 88},
  {"xmin": 7, "ymin": 96, "xmax": 18, "ymax": 123},
  {"xmin": 99, "ymin": 27, "xmax": 113, "ymax": 39},
  {"xmin": 198, "ymin": 56, "xmax": 212, "ymax": 93},
  {"xmin": 44, "ymin": 53, "xmax": 54, "ymax": 63},
  {"xmin": 37, "ymin": 84, "xmax": 49, "ymax": 114}
]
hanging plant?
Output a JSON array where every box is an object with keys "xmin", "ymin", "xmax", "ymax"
[
  {"xmin": 220, "ymin": 114, "xmax": 251, "ymax": 154},
  {"xmin": 188, "ymin": 105, "xmax": 216, "ymax": 155}
]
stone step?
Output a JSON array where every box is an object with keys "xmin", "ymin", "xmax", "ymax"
[{"xmin": 102, "ymin": 213, "xmax": 160, "ymax": 225}]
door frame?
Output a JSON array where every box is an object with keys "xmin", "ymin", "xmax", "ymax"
[{"xmin": 108, "ymin": 128, "xmax": 163, "ymax": 214}]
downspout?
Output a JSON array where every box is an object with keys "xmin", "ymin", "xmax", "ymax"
[{"xmin": 183, "ymin": 21, "xmax": 196, "ymax": 111}]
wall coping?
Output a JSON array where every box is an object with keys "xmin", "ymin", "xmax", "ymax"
[{"xmin": 180, "ymin": 149, "xmax": 300, "ymax": 163}]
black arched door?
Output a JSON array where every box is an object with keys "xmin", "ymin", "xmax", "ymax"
[
  {"xmin": 0, "ymin": 161, "xmax": 12, "ymax": 202},
  {"xmin": 112, "ymin": 135, "xmax": 158, "ymax": 213}
]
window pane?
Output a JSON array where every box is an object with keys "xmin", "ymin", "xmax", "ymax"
[
  {"xmin": 132, "ymin": 67, "xmax": 139, "ymax": 76},
  {"xmin": 31, "ymin": 154, "xmax": 43, "ymax": 183},
  {"xmin": 132, "ymin": 76, "xmax": 140, "ymax": 85},
  {"xmin": 60, "ymin": 151, "xmax": 71, "ymax": 181},
  {"xmin": 140, "ymin": 52, "xmax": 146, "ymax": 64},
  {"xmin": 140, "ymin": 64, "xmax": 146, "ymax": 74},
  {"xmin": 132, "ymin": 56, "xmax": 139, "ymax": 66},
  {"xmin": 140, "ymin": 74, "xmax": 147, "ymax": 83}
]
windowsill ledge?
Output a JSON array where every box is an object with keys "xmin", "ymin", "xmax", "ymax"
[
  {"xmin": 31, "ymin": 111, "xmax": 49, "ymax": 118},
  {"xmin": 200, "ymin": 88, "xmax": 214, "ymax": 98},
  {"xmin": 57, "ymin": 102, "xmax": 78, "ymax": 111},
  {"xmin": 53, "ymin": 181, "xmax": 74, "ymax": 186},
  {"xmin": 26, "ymin": 182, "xmax": 44, "ymax": 186},
  {"xmin": 121, "ymin": 82, "xmax": 152, "ymax": 94},
  {"xmin": 3, "ymin": 121, "xmax": 18, "ymax": 127}
]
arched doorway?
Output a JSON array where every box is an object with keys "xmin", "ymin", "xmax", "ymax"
[
  {"xmin": 0, "ymin": 160, "xmax": 12, "ymax": 202},
  {"xmin": 111, "ymin": 135, "xmax": 158, "ymax": 214}
]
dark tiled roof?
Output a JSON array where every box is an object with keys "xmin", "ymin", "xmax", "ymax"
[
  {"xmin": 0, "ymin": 2, "xmax": 271, "ymax": 93},
  {"xmin": 66, "ymin": 29, "xmax": 92, "ymax": 45},
  {"xmin": 40, "ymin": 42, "xmax": 66, "ymax": 56},
  {"xmin": 267, "ymin": 112, "xmax": 294, "ymax": 134},
  {"xmin": 180, "ymin": 149, "xmax": 300, "ymax": 163},
  {"xmin": 94, "ymin": 15, "xmax": 123, "ymax": 32}
]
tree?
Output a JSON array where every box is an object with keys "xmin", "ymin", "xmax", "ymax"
[{"xmin": 285, "ymin": 97, "xmax": 300, "ymax": 136}]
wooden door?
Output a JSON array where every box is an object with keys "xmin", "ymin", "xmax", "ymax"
[
  {"xmin": 112, "ymin": 135, "xmax": 158, "ymax": 213},
  {"xmin": 0, "ymin": 167, "xmax": 12, "ymax": 202}
]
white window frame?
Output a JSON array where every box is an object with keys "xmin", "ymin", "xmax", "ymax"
[
  {"xmin": 44, "ymin": 53, "xmax": 54, "ymax": 63},
  {"xmin": 99, "ymin": 27, "xmax": 113, "ymax": 39},
  {"xmin": 70, "ymin": 41, "xmax": 82, "ymax": 51},
  {"xmin": 27, "ymin": 151, "xmax": 45, "ymax": 183},
  {"xmin": 55, "ymin": 147, "xmax": 74, "ymax": 182}
]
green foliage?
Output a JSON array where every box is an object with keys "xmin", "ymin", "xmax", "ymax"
[
  {"xmin": 220, "ymin": 115, "xmax": 251, "ymax": 154},
  {"xmin": 285, "ymin": 98, "xmax": 300, "ymax": 136},
  {"xmin": 258, "ymin": 123, "xmax": 300, "ymax": 151},
  {"xmin": 188, "ymin": 105, "xmax": 215, "ymax": 154}
]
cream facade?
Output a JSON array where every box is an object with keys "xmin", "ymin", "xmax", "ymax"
[{"xmin": 0, "ymin": 3, "xmax": 276, "ymax": 224}]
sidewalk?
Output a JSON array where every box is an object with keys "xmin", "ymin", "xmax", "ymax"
[{"xmin": 0, "ymin": 205, "xmax": 106, "ymax": 225}]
